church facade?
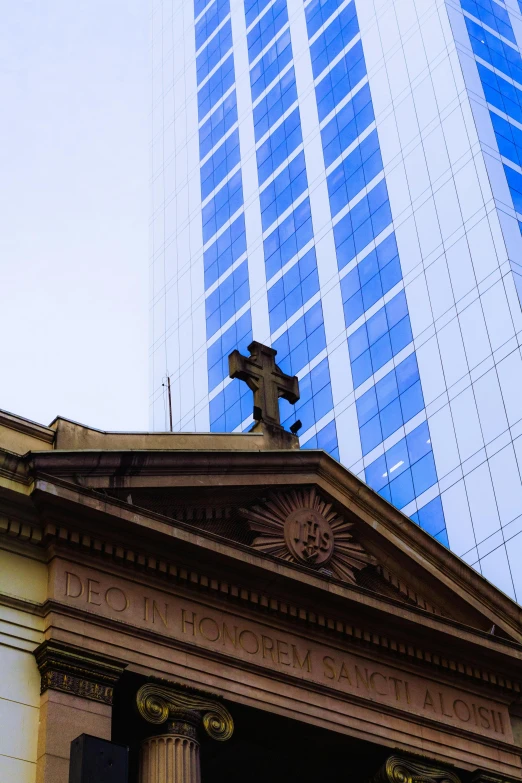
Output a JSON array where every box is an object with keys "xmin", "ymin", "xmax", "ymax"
[{"xmin": 1, "ymin": 395, "xmax": 522, "ymax": 783}]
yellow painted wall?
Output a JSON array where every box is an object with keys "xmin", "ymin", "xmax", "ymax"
[
  {"xmin": 0, "ymin": 548, "xmax": 47, "ymax": 604},
  {"xmin": 0, "ymin": 425, "xmax": 52, "ymax": 455},
  {"xmin": 0, "ymin": 547, "xmax": 46, "ymax": 782}
]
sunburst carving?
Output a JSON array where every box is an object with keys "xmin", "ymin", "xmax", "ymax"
[{"xmin": 240, "ymin": 488, "xmax": 375, "ymax": 584}]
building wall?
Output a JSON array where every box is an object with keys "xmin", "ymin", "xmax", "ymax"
[
  {"xmin": 0, "ymin": 547, "xmax": 46, "ymax": 783},
  {"xmin": 357, "ymin": 0, "xmax": 522, "ymax": 597},
  {"xmin": 149, "ymin": 0, "xmax": 522, "ymax": 600}
]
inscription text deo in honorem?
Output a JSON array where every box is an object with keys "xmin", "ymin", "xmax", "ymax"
[{"xmin": 62, "ymin": 568, "xmax": 508, "ymax": 739}]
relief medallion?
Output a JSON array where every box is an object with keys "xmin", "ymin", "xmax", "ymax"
[
  {"xmin": 284, "ymin": 507, "xmax": 334, "ymax": 565},
  {"xmin": 241, "ymin": 488, "xmax": 375, "ymax": 583}
]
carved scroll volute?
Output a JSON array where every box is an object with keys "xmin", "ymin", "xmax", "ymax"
[
  {"xmin": 136, "ymin": 683, "xmax": 234, "ymax": 741},
  {"xmin": 373, "ymin": 756, "xmax": 462, "ymax": 783}
]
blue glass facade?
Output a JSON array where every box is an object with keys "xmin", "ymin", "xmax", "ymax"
[
  {"xmin": 463, "ymin": 0, "xmax": 522, "ymax": 248},
  {"xmin": 151, "ymin": 0, "xmax": 522, "ymax": 600},
  {"xmin": 304, "ymin": 0, "xmax": 444, "ymax": 542}
]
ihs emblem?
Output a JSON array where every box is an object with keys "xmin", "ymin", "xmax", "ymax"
[{"xmin": 241, "ymin": 488, "xmax": 375, "ymax": 583}]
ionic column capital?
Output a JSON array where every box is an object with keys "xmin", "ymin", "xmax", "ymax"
[
  {"xmin": 136, "ymin": 682, "xmax": 234, "ymax": 742},
  {"xmin": 137, "ymin": 683, "xmax": 233, "ymax": 783},
  {"xmin": 372, "ymin": 755, "xmax": 461, "ymax": 783}
]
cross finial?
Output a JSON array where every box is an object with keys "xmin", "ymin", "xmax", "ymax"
[{"xmin": 228, "ymin": 341, "xmax": 299, "ymax": 428}]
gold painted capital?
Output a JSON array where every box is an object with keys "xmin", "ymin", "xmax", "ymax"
[
  {"xmin": 34, "ymin": 640, "xmax": 127, "ymax": 705},
  {"xmin": 373, "ymin": 756, "xmax": 461, "ymax": 783},
  {"xmin": 136, "ymin": 683, "xmax": 234, "ymax": 741}
]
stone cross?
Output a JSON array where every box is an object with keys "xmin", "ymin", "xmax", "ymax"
[{"xmin": 228, "ymin": 341, "xmax": 299, "ymax": 428}]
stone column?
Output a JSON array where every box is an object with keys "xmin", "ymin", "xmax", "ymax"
[
  {"xmin": 136, "ymin": 683, "xmax": 234, "ymax": 783},
  {"xmin": 372, "ymin": 755, "xmax": 462, "ymax": 783},
  {"xmin": 34, "ymin": 640, "xmax": 127, "ymax": 783}
]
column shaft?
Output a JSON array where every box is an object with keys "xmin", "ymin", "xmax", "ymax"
[{"xmin": 140, "ymin": 734, "xmax": 200, "ymax": 783}]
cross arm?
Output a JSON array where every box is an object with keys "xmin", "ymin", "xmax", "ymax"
[
  {"xmin": 274, "ymin": 364, "xmax": 299, "ymax": 404},
  {"xmin": 228, "ymin": 350, "xmax": 259, "ymax": 392}
]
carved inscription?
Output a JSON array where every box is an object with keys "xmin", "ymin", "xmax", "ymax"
[
  {"xmin": 56, "ymin": 564, "xmax": 511, "ymax": 740},
  {"xmin": 181, "ymin": 608, "xmax": 313, "ymax": 671}
]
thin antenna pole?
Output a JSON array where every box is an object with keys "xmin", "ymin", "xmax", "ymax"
[{"xmin": 167, "ymin": 376, "xmax": 173, "ymax": 433}]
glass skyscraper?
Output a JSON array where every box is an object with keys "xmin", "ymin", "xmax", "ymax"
[{"xmin": 150, "ymin": 0, "xmax": 522, "ymax": 600}]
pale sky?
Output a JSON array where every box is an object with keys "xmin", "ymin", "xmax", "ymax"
[{"xmin": 0, "ymin": 1, "xmax": 150, "ymax": 431}]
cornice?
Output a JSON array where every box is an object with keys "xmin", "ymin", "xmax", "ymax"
[
  {"xmin": 0, "ymin": 410, "xmax": 55, "ymax": 444},
  {"xmin": 0, "ymin": 591, "xmax": 45, "ymax": 616},
  {"xmin": 0, "ymin": 512, "xmax": 42, "ymax": 544},
  {"xmin": 0, "ymin": 449, "xmax": 32, "ymax": 487},
  {"xmin": 27, "ymin": 449, "xmax": 314, "ymax": 480}
]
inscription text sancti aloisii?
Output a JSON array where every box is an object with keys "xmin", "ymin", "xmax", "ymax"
[{"xmin": 56, "ymin": 564, "xmax": 511, "ymax": 742}]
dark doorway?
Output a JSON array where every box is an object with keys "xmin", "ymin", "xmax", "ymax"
[
  {"xmin": 113, "ymin": 672, "xmax": 388, "ymax": 783},
  {"xmin": 112, "ymin": 672, "xmax": 468, "ymax": 783},
  {"xmin": 202, "ymin": 699, "xmax": 389, "ymax": 783}
]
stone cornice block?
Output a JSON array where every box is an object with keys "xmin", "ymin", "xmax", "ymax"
[{"xmin": 34, "ymin": 639, "xmax": 127, "ymax": 704}]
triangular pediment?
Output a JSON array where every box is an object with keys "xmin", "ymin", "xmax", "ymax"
[
  {"xmin": 108, "ymin": 485, "xmax": 448, "ymax": 618},
  {"xmin": 2, "ymin": 409, "xmax": 522, "ymax": 652},
  {"xmin": 24, "ymin": 445, "xmax": 522, "ymax": 646}
]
